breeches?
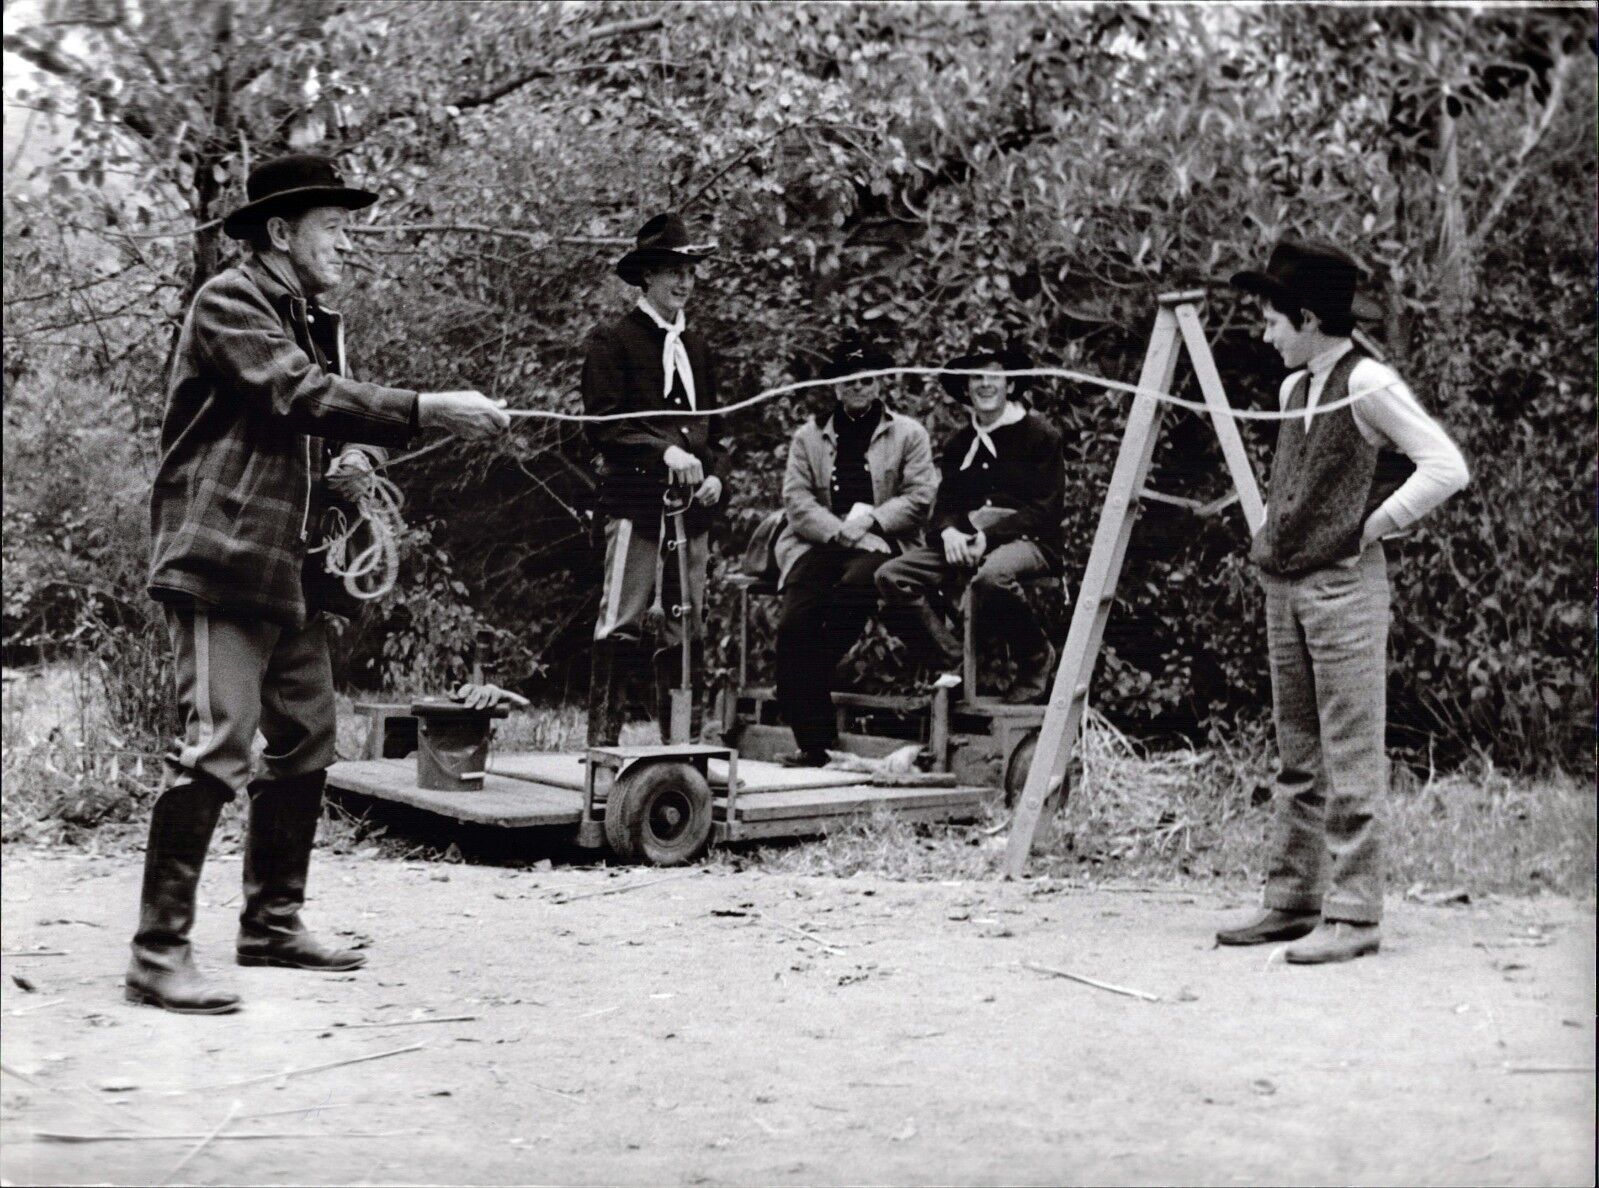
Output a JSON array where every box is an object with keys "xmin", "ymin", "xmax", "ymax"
[
  {"xmin": 163, "ymin": 604, "xmax": 337, "ymax": 796},
  {"xmin": 592, "ymin": 516, "xmax": 709, "ymax": 655}
]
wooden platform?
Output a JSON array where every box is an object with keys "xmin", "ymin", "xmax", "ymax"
[
  {"xmin": 489, "ymin": 751, "xmax": 866, "ymax": 794},
  {"xmin": 327, "ymin": 750, "xmax": 997, "ymax": 843},
  {"xmin": 326, "ymin": 758, "xmax": 583, "ymax": 828}
]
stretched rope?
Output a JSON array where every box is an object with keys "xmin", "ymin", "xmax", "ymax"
[
  {"xmin": 310, "ymin": 471, "xmax": 406, "ymax": 602},
  {"xmin": 496, "ymin": 363, "xmax": 1408, "ymax": 425},
  {"xmin": 362, "ymin": 354, "xmax": 1411, "ymax": 596}
]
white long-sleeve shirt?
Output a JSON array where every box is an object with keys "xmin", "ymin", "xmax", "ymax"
[{"xmin": 1284, "ymin": 341, "xmax": 1470, "ymax": 530}]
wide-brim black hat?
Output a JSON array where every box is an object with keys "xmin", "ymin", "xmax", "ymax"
[
  {"xmin": 1230, "ymin": 238, "xmax": 1381, "ymax": 322},
  {"xmin": 820, "ymin": 338, "xmax": 895, "ymax": 381},
  {"xmin": 939, "ymin": 337, "xmax": 1034, "ymax": 402},
  {"xmin": 222, "ymin": 154, "xmax": 376, "ymax": 240},
  {"xmin": 616, "ymin": 212, "xmax": 717, "ymax": 287}
]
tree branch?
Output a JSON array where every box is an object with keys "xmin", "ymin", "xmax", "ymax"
[
  {"xmin": 455, "ymin": 13, "xmax": 667, "ymax": 111},
  {"xmin": 3, "ymin": 263, "xmax": 138, "ymax": 307},
  {"xmin": 355, "ymin": 12, "xmax": 667, "ymax": 137},
  {"xmin": 1468, "ymin": 48, "xmax": 1574, "ymax": 251}
]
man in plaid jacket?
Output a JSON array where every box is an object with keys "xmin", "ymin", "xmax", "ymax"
[{"xmin": 131, "ymin": 155, "xmax": 509, "ymax": 1015}]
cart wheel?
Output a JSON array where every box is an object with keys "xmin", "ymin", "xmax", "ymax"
[
  {"xmin": 603, "ymin": 760, "xmax": 713, "ymax": 867},
  {"xmin": 1004, "ymin": 729, "xmax": 1068, "ymax": 816}
]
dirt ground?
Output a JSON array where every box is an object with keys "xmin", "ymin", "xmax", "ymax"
[{"xmin": 1, "ymin": 845, "xmax": 1593, "ymax": 1187}]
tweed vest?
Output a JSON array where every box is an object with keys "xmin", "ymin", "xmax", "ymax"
[{"xmin": 1251, "ymin": 349, "xmax": 1412, "ymax": 578}]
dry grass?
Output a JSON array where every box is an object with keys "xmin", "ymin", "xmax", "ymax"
[
  {"xmin": 5, "ymin": 666, "xmax": 1594, "ymax": 899},
  {"xmin": 713, "ymin": 709, "xmax": 1597, "ymax": 899},
  {"xmin": 1, "ymin": 663, "xmax": 166, "ymax": 842}
]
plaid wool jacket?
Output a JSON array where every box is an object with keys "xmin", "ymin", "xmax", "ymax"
[{"xmin": 148, "ymin": 258, "xmax": 418, "ymax": 628}]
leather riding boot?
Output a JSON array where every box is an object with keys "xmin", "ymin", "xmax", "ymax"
[
  {"xmin": 1005, "ymin": 640, "xmax": 1058, "ymax": 705},
  {"xmin": 125, "ymin": 780, "xmax": 241, "ymax": 1014},
  {"xmin": 237, "ymin": 771, "xmax": 365, "ymax": 971},
  {"xmin": 886, "ymin": 598, "xmax": 963, "ymax": 671},
  {"xmin": 586, "ymin": 638, "xmax": 627, "ymax": 748}
]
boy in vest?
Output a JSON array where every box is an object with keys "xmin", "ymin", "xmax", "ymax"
[
  {"xmin": 875, "ymin": 336, "xmax": 1066, "ymax": 703},
  {"xmin": 581, "ymin": 213, "xmax": 725, "ymax": 746},
  {"xmin": 1218, "ymin": 240, "xmax": 1468, "ymax": 963}
]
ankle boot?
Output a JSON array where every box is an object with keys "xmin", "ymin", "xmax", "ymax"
[
  {"xmin": 237, "ymin": 771, "xmax": 365, "ymax": 971},
  {"xmin": 125, "ymin": 781, "xmax": 241, "ymax": 1014},
  {"xmin": 586, "ymin": 638, "xmax": 627, "ymax": 748}
]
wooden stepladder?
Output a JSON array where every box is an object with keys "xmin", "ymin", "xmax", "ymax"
[{"xmin": 1002, "ymin": 291, "xmax": 1267, "ymax": 877}]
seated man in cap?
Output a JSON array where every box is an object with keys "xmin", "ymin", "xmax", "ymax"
[
  {"xmin": 135, "ymin": 154, "xmax": 510, "ymax": 1015},
  {"xmin": 1217, "ymin": 238, "xmax": 1469, "ymax": 964},
  {"xmin": 772, "ymin": 339, "xmax": 938, "ymax": 767},
  {"xmin": 875, "ymin": 336, "xmax": 1065, "ymax": 703},
  {"xmin": 581, "ymin": 213, "xmax": 725, "ymax": 747}
]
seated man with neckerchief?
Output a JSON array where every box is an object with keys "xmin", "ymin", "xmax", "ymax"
[{"xmin": 875, "ymin": 335, "xmax": 1066, "ymax": 704}]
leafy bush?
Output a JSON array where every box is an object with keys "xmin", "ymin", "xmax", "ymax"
[{"xmin": 3, "ymin": 3, "xmax": 1592, "ymax": 776}]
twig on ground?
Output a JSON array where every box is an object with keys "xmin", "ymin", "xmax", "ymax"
[
  {"xmin": 160, "ymin": 1099, "xmax": 239, "ymax": 1185},
  {"xmin": 528, "ymin": 1082, "xmax": 587, "ymax": 1104},
  {"xmin": 759, "ymin": 916, "xmax": 847, "ymax": 955},
  {"xmin": 174, "ymin": 1044, "xmax": 424, "ymax": 1094},
  {"xmin": 575, "ymin": 1005, "xmax": 621, "ymax": 1020},
  {"xmin": 9, "ymin": 997, "xmax": 69, "ymax": 1016},
  {"xmin": 1, "ymin": 950, "xmax": 68, "ymax": 957},
  {"xmin": 324, "ymin": 1015, "xmax": 478, "ymax": 1031},
  {"xmin": 1022, "ymin": 960, "xmax": 1163, "ymax": 1003},
  {"xmin": 1504, "ymin": 1063, "xmax": 1595, "ymax": 1074},
  {"xmin": 550, "ymin": 871, "xmax": 693, "ymax": 903},
  {"xmin": 237, "ymin": 1104, "xmax": 356, "ymax": 1121},
  {"xmin": 38, "ymin": 1129, "xmax": 409, "ymax": 1143}
]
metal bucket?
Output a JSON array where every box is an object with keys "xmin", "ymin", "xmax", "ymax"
[{"xmin": 410, "ymin": 702, "xmax": 509, "ymax": 791}]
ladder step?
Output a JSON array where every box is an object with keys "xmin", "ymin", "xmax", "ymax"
[{"xmin": 1137, "ymin": 488, "xmax": 1203, "ymax": 510}]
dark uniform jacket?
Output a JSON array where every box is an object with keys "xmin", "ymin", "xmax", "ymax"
[
  {"xmin": 148, "ymin": 258, "xmax": 417, "ymax": 628},
  {"xmin": 580, "ymin": 307, "xmax": 725, "ymax": 532},
  {"xmin": 933, "ymin": 409, "xmax": 1066, "ymax": 566}
]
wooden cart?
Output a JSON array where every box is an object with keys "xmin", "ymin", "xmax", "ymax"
[{"xmin": 326, "ymin": 734, "xmax": 995, "ymax": 867}]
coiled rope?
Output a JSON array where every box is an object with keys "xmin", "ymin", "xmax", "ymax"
[
  {"xmin": 336, "ymin": 358, "xmax": 1411, "ymax": 602},
  {"xmin": 310, "ymin": 470, "xmax": 406, "ymax": 601}
]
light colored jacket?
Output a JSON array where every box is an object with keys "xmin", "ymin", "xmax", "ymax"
[{"xmin": 774, "ymin": 408, "xmax": 937, "ymax": 587}]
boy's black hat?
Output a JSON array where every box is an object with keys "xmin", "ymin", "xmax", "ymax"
[{"xmin": 1230, "ymin": 238, "xmax": 1381, "ymax": 322}]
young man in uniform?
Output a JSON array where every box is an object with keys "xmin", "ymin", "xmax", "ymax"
[
  {"xmin": 875, "ymin": 336, "xmax": 1066, "ymax": 703},
  {"xmin": 581, "ymin": 213, "xmax": 724, "ymax": 746},
  {"xmin": 1218, "ymin": 239, "xmax": 1469, "ymax": 963},
  {"xmin": 772, "ymin": 338, "xmax": 937, "ymax": 766},
  {"xmin": 136, "ymin": 154, "xmax": 510, "ymax": 1014}
]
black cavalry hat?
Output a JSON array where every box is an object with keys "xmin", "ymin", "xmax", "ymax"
[
  {"xmin": 615, "ymin": 212, "xmax": 718, "ymax": 287},
  {"xmin": 1229, "ymin": 238, "xmax": 1381, "ymax": 323},
  {"xmin": 222, "ymin": 154, "xmax": 377, "ymax": 240},
  {"xmin": 819, "ymin": 336, "xmax": 895, "ymax": 381},
  {"xmin": 939, "ymin": 333, "xmax": 1035, "ymax": 403}
]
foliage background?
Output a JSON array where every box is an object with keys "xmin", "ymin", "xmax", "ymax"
[{"xmin": 4, "ymin": 1, "xmax": 1593, "ymax": 774}]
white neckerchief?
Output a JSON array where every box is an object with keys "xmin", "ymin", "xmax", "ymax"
[
  {"xmin": 636, "ymin": 297, "xmax": 695, "ymax": 410},
  {"xmin": 960, "ymin": 401, "xmax": 1026, "ymax": 470}
]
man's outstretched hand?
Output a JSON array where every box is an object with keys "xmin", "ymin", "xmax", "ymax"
[{"xmin": 418, "ymin": 391, "xmax": 511, "ymax": 439}]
